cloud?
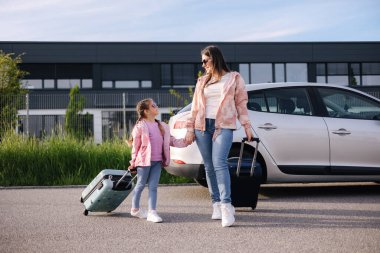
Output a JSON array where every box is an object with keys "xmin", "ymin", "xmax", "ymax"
[{"xmin": 0, "ymin": 0, "xmax": 379, "ymax": 41}]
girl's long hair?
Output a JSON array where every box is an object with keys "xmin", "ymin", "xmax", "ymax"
[
  {"xmin": 201, "ymin": 45, "xmax": 230, "ymax": 86},
  {"xmin": 127, "ymin": 98, "xmax": 164, "ymax": 147}
]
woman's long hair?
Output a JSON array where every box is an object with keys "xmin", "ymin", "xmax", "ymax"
[
  {"xmin": 127, "ymin": 98, "xmax": 164, "ymax": 147},
  {"xmin": 201, "ymin": 45, "xmax": 230, "ymax": 85}
]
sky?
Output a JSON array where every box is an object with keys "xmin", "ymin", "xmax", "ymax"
[{"xmin": 0, "ymin": 0, "xmax": 379, "ymax": 42}]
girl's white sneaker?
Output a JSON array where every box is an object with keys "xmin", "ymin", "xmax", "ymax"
[{"xmin": 211, "ymin": 202, "xmax": 222, "ymax": 220}]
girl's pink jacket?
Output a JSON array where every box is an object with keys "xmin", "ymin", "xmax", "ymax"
[
  {"xmin": 129, "ymin": 120, "xmax": 188, "ymax": 168},
  {"xmin": 186, "ymin": 71, "xmax": 251, "ymax": 138}
]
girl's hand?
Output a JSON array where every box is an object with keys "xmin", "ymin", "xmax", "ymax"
[
  {"xmin": 185, "ymin": 131, "xmax": 195, "ymax": 145},
  {"xmin": 128, "ymin": 165, "xmax": 137, "ymax": 174}
]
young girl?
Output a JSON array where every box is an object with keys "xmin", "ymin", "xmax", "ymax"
[{"xmin": 128, "ymin": 98, "xmax": 188, "ymax": 223}]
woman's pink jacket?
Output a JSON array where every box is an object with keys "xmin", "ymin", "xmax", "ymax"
[
  {"xmin": 129, "ymin": 120, "xmax": 188, "ymax": 168},
  {"xmin": 186, "ymin": 71, "xmax": 251, "ymax": 138}
]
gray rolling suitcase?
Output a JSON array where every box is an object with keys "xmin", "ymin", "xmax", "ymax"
[
  {"xmin": 80, "ymin": 169, "xmax": 136, "ymax": 216},
  {"xmin": 228, "ymin": 137, "xmax": 262, "ymax": 210}
]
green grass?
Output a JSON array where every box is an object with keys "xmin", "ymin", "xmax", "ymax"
[{"xmin": 0, "ymin": 132, "xmax": 193, "ymax": 186}]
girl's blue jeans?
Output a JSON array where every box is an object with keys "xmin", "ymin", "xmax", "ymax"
[
  {"xmin": 195, "ymin": 118, "xmax": 233, "ymax": 204},
  {"xmin": 132, "ymin": 161, "xmax": 162, "ymax": 210}
]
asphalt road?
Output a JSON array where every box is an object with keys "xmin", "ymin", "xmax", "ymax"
[{"xmin": 1, "ymin": 182, "xmax": 380, "ymax": 253}]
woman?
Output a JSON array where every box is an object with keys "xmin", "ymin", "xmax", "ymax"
[{"xmin": 185, "ymin": 45, "xmax": 253, "ymax": 227}]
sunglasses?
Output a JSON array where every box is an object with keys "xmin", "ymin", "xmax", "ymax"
[
  {"xmin": 202, "ymin": 58, "xmax": 211, "ymax": 65},
  {"xmin": 151, "ymin": 103, "xmax": 158, "ymax": 108}
]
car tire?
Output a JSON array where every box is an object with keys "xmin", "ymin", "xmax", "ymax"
[{"xmin": 194, "ymin": 178, "xmax": 208, "ymax": 188}]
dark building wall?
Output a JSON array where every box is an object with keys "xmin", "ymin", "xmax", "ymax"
[
  {"xmin": 1, "ymin": 41, "xmax": 380, "ymax": 92},
  {"xmin": 2, "ymin": 42, "xmax": 380, "ymax": 63}
]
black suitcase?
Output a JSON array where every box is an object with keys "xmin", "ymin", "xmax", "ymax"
[{"xmin": 228, "ymin": 137, "xmax": 262, "ymax": 210}]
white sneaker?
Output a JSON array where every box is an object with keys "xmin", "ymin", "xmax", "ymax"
[
  {"xmin": 221, "ymin": 203, "xmax": 235, "ymax": 227},
  {"xmin": 147, "ymin": 210, "xmax": 163, "ymax": 223},
  {"xmin": 130, "ymin": 208, "xmax": 147, "ymax": 219},
  {"xmin": 212, "ymin": 202, "xmax": 222, "ymax": 220}
]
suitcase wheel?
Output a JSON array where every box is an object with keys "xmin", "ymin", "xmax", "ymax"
[{"xmin": 83, "ymin": 210, "xmax": 89, "ymax": 216}]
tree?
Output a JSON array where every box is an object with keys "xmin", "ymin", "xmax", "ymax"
[
  {"xmin": 65, "ymin": 85, "xmax": 92, "ymax": 139},
  {"xmin": 0, "ymin": 51, "xmax": 28, "ymax": 137}
]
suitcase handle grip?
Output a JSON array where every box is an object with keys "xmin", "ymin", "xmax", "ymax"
[
  {"xmin": 237, "ymin": 137, "xmax": 260, "ymax": 177},
  {"xmin": 242, "ymin": 137, "xmax": 260, "ymax": 143},
  {"xmin": 115, "ymin": 170, "xmax": 137, "ymax": 189}
]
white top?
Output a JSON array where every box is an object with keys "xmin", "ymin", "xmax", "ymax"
[{"xmin": 204, "ymin": 73, "xmax": 231, "ymax": 119}]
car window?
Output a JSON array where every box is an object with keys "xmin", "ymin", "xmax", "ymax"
[
  {"xmin": 247, "ymin": 91, "xmax": 266, "ymax": 112},
  {"xmin": 317, "ymin": 87, "xmax": 380, "ymax": 120},
  {"xmin": 248, "ymin": 87, "xmax": 313, "ymax": 115}
]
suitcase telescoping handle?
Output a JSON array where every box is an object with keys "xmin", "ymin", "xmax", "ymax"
[
  {"xmin": 115, "ymin": 169, "xmax": 137, "ymax": 189},
  {"xmin": 236, "ymin": 137, "xmax": 260, "ymax": 177}
]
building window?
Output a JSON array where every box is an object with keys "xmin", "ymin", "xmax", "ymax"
[
  {"xmin": 286, "ymin": 63, "xmax": 307, "ymax": 82},
  {"xmin": 251, "ymin": 63, "xmax": 272, "ymax": 83},
  {"xmin": 241, "ymin": 63, "xmax": 307, "ymax": 84},
  {"xmin": 82, "ymin": 79, "xmax": 93, "ymax": 89},
  {"xmin": 141, "ymin": 80, "xmax": 152, "ymax": 88},
  {"xmin": 57, "ymin": 79, "xmax": 80, "ymax": 89},
  {"xmin": 44, "ymin": 79, "xmax": 55, "ymax": 89},
  {"xmin": 239, "ymin": 64, "xmax": 250, "ymax": 84},
  {"xmin": 316, "ymin": 62, "xmax": 380, "ymax": 86},
  {"xmin": 349, "ymin": 63, "xmax": 361, "ymax": 86},
  {"xmin": 115, "ymin": 81, "xmax": 139, "ymax": 89},
  {"xmin": 161, "ymin": 64, "xmax": 201, "ymax": 87},
  {"xmin": 316, "ymin": 63, "xmax": 327, "ymax": 83},
  {"xmin": 173, "ymin": 64, "xmax": 195, "ymax": 86},
  {"xmin": 102, "ymin": 80, "xmax": 152, "ymax": 89},
  {"xmin": 102, "ymin": 81, "xmax": 113, "ymax": 88},
  {"xmin": 21, "ymin": 79, "xmax": 43, "ymax": 89},
  {"xmin": 21, "ymin": 79, "xmax": 92, "ymax": 89},
  {"xmin": 362, "ymin": 63, "xmax": 380, "ymax": 86},
  {"xmin": 327, "ymin": 63, "xmax": 348, "ymax": 85},
  {"xmin": 102, "ymin": 111, "xmax": 137, "ymax": 141}
]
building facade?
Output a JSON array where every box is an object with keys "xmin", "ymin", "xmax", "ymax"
[{"xmin": 1, "ymin": 42, "xmax": 379, "ymax": 142}]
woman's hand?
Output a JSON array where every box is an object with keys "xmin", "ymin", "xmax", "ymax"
[
  {"xmin": 245, "ymin": 127, "xmax": 254, "ymax": 142},
  {"xmin": 185, "ymin": 131, "xmax": 195, "ymax": 145}
]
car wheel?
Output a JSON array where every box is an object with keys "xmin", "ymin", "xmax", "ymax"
[{"xmin": 194, "ymin": 178, "xmax": 208, "ymax": 188}]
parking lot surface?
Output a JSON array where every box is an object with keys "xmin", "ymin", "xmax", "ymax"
[{"xmin": 1, "ymin": 182, "xmax": 380, "ymax": 253}]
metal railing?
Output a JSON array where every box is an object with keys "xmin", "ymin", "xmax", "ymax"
[{"xmin": 0, "ymin": 91, "xmax": 191, "ymax": 143}]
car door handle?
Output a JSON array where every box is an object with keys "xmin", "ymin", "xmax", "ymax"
[
  {"xmin": 258, "ymin": 123, "xmax": 277, "ymax": 130},
  {"xmin": 332, "ymin": 128, "xmax": 351, "ymax": 135}
]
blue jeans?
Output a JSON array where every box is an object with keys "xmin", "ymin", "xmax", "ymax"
[
  {"xmin": 195, "ymin": 118, "xmax": 233, "ymax": 204},
  {"xmin": 132, "ymin": 161, "xmax": 162, "ymax": 210}
]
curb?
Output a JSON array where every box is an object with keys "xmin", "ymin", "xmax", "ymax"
[{"xmin": 0, "ymin": 183, "xmax": 199, "ymax": 190}]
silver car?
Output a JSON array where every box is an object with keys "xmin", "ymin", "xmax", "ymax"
[{"xmin": 166, "ymin": 82, "xmax": 380, "ymax": 187}]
